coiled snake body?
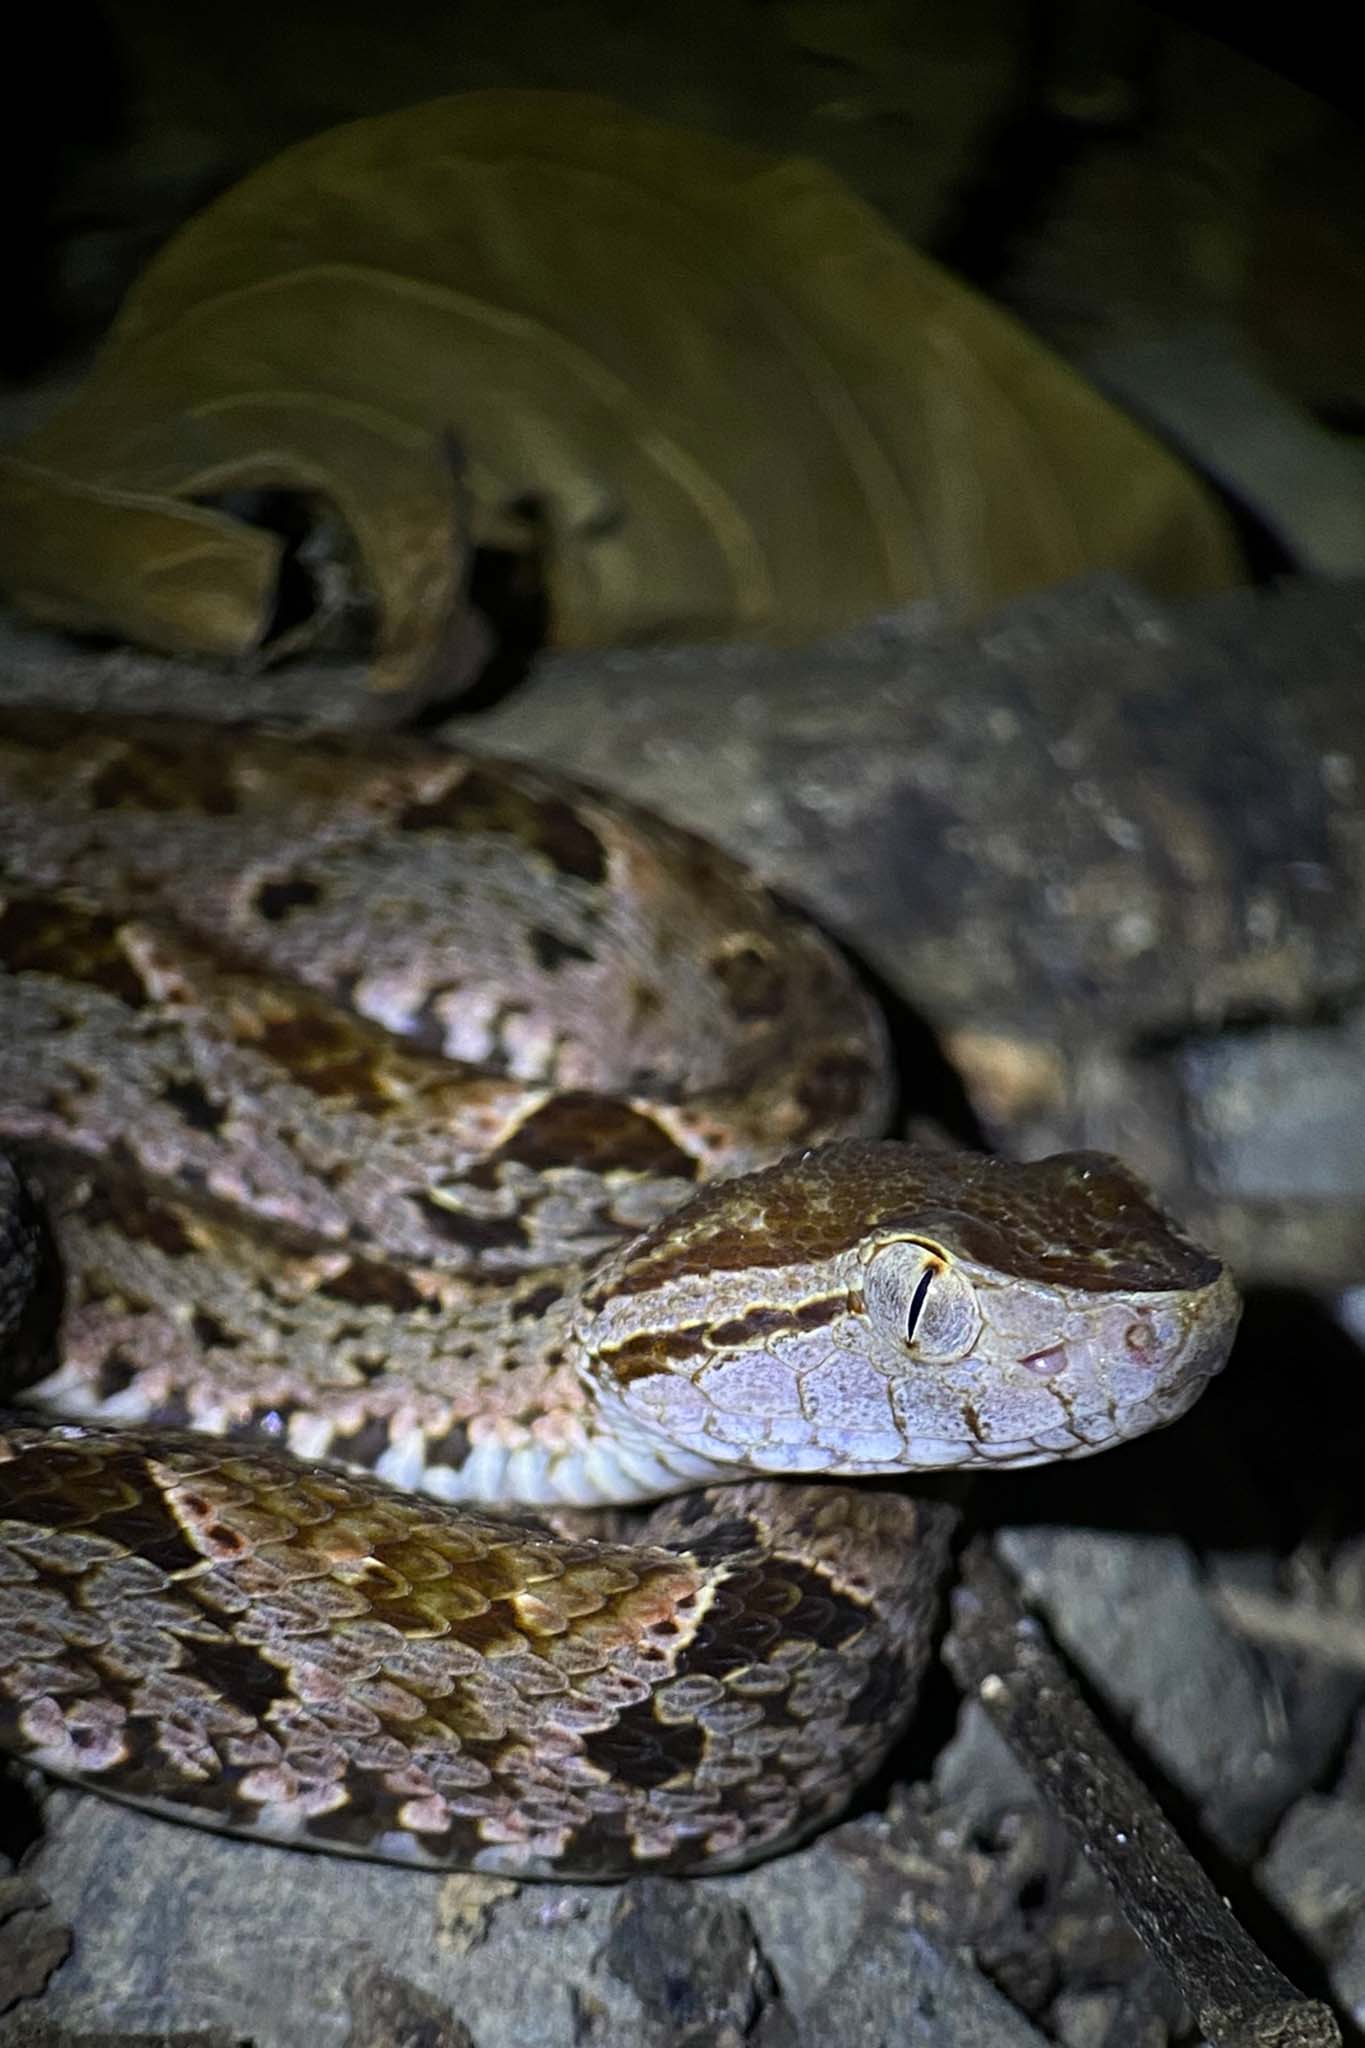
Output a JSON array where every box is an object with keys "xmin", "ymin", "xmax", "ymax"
[{"xmin": 0, "ymin": 713, "xmax": 1239, "ymax": 1876}]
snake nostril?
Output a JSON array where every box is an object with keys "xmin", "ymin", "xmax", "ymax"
[{"xmin": 1124, "ymin": 1319, "xmax": 1157, "ymax": 1354}]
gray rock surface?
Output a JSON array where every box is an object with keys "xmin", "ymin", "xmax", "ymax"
[
  {"xmin": 0, "ymin": 1784, "xmax": 1051, "ymax": 2048},
  {"xmin": 995, "ymin": 1526, "xmax": 1355, "ymax": 1858}
]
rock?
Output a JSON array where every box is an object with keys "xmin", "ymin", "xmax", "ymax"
[{"xmin": 0, "ymin": 1788, "xmax": 1052, "ymax": 2048}]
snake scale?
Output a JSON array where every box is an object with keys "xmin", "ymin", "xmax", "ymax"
[{"xmin": 0, "ymin": 710, "xmax": 1240, "ymax": 1878}]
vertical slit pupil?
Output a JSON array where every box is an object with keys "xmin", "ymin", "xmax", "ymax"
[{"xmin": 905, "ymin": 1265, "xmax": 936, "ymax": 1346}]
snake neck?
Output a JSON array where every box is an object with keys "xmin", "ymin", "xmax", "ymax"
[{"xmin": 8, "ymin": 1157, "xmax": 732, "ymax": 1510}]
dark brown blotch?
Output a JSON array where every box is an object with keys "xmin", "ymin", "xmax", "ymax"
[
  {"xmin": 666, "ymin": 1516, "xmax": 760, "ymax": 1568},
  {"xmin": 424, "ymin": 1421, "xmax": 472, "ymax": 1472},
  {"xmin": 547, "ymin": 1817, "xmax": 640, "ymax": 1879},
  {"xmin": 77, "ymin": 1179, "xmax": 198, "ymax": 1259},
  {"xmin": 398, "ymin": 769, "xmax": 606, "ymax": 886},
  {"xmin": 93, "ymin": 1349, "xmax": 140, "ymax": 1402},
  {"xmin": 250, "ymin": 1005, "xmax": 394, "ymax": 1108},
  {"xmin": 603, "ymin": 1324, "xmax": 708, "ymax": 1385},
  {"xmin": 317, "ymin": 1258, "xmax": 427, "ymax": 1315},
  {"xmin": 330, "ymin": 1417, "xmax": 392, "ymax": 1468},
  {"xmin": 147, "ymin": 1391, "xmax": 194, "ymax": 1428},
  {"xmin": 510, "ymin": 1281, "xmax": 563, "ymax": 1322},
  {"xmin": 709, "ymin": 939, "xmax": 785, "ymax": 1021},
  {"xmin": 707, "ymin": 1298, "xmax": 844, "ymax": 1349},
  {"xmin": 0, "ymin": 1444, "xmax": 202, "ymax": 1578},
  {"xmin": 580, "ymin": 1696, "xmax": 705, "ymax": 1792},
  {"xmin": 162, "ymin": 1079, "xmax": 224, "ymax": 1135},
  {"xmin": 254, "ymin": 876, "xmax": 323, "ymax": 921},
  {"xmin": 413, "ymin": 1197, "xmax": 528, "ymax": 1253},
  {"xmin": 177, "ymin": 1628, "xmax": 291, "ymax": 1724},
  {"xmin": 0, "ymin": 898, "xmax": 149, "ymax": 1008},
  {"xmin": 487, "ymin": 1093, "xmax": 696, "ymax": 1179},
  {"xmin": 405, "ymin": 984, "xmax": 461, "ymax": 1056},
  {"xmin": 529, "ymin": 928, "xmax": 594, "ymax": 972},
  {"xmin": 767, "ymin": 1557, "xmax": 869, "ymax": 1651},
  {"xmin": 678, "ymin": 1554, "xmax": 868, "ymax": 1684},
  {"xmin": 294, "ymin": 1795, "xmax": 396, "ymax": 1851},
  {"xmin": 87, "ymin": 742, "xmax": 239, "ymax": 816}
]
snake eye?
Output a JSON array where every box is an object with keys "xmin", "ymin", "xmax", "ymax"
[{"xmin": 863, "ymin": 1239, "xmax": 982, "ymax": 1364}]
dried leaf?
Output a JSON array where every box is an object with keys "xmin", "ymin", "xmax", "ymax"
[{"xmin": 0, "ymin": 90, "xmax": 1243, "ymax": 696}]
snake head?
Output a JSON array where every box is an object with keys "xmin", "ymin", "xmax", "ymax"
[{"xmin": 574, "ymin": 1141, "xmax": 1240, "ymax": 1483}]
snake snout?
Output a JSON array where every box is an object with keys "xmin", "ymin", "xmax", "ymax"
[{"xmin": 886, "ymin": 1261, "xmax": 1243, "ymax": 1470}]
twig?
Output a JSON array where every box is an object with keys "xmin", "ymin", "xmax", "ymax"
[
  {"xmin": 1214, "ymin": 1586, "xmax": 1365, "ymax": 1673},
  {"xmin": 942, "ymin": 1539, "xmax": 1341, "ymax": 2048}
]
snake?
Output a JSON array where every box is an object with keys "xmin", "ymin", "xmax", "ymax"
[{"xmin": 0, "ymin": 709, "xmax": 1240, "ymax": 1879}]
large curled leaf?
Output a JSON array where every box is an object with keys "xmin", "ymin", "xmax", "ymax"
[{"xmin": 0, "ymin": 91, "xmax": 1243, "ymax": 694}]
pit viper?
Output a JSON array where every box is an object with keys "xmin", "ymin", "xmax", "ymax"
[{"xmin": 0, "ymin": 711, "xmax": 1239, "ymax": 1876}]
